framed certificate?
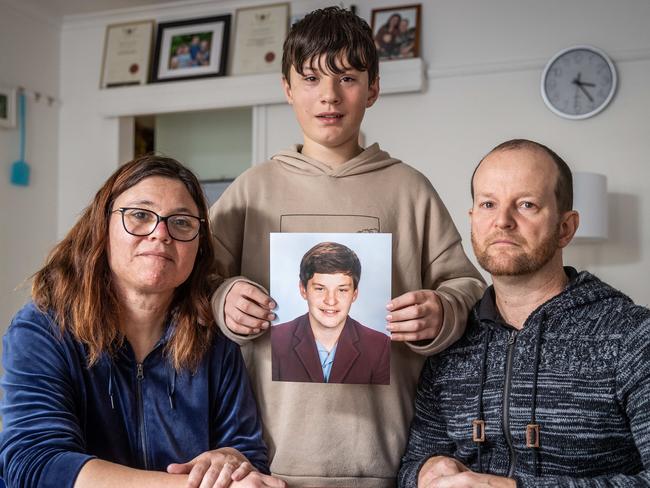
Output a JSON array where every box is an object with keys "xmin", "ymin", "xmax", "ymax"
[
  {"xmin": 151, "ymin": 15, "xmax": 231, "ymax": 83},
  {"xmin": 231, "ymin": 3, "xmax": 289, "ymax": 75},
  {"xmin": 100, "ymin": 20, "xmax": 154, "ymax": 88}
]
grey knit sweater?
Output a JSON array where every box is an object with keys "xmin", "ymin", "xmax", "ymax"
[{"xmin": 399, "ymin": 268, "xmax": 650, "ymax": 487}]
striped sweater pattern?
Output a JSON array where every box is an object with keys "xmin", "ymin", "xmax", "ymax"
[{"xmin": 399, "ymin": 269, "xmax": 650, "ymax": 487}]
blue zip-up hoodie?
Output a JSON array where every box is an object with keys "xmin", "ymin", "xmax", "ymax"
[{"xmin": 0, "ymin": 302, "xmax": 269, "ymax": 488}]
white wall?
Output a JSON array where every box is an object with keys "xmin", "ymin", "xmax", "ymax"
[
  {"xmin": 0, "ymin": 1, "xmax": 60, "ymax": 328},
  {"xmin": 58, "ymin": 0, "xmax": 650, "ymax": 305}
]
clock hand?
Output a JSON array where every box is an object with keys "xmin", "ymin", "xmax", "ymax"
[
  {"xmin": 577, "ymin": 83, "xmax": 594, "ymax": 102},
  {"xmin": 580, "ymin": 81, "xmax": 596, "ymax": 87}
]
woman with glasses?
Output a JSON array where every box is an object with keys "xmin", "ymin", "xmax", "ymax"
[{"xmin": 0, "ymin": 155, "xmax": 285, "ymax": 488}]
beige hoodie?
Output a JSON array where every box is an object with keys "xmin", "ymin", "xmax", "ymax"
[{"xmin": 210, "ymin": 144, "xmax": 485, "ymax": 487}]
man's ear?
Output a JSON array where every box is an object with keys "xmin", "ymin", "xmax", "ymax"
[
  {"xmin": 366, "ymin": 76, "xmax": 380, "ymax": 108},
  {"xmin": 282, "ymin": 76, "xmax": 294, "ymax": 105},
  {"xmin": 558, "ymin": 210, "xmax": 580, "ymax": 248},
  {"xmin": 299, "ymin": 280, "xmax": 307, "ymax": 300}
]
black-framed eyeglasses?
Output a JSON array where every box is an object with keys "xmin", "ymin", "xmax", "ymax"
[{"xmin": 112, "ymin": 207, "xmax": 204, "ymax": 242}]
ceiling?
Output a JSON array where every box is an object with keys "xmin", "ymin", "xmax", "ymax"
[{"xmin": 24, "ymin": 0, "xmax": 192, "ymax": 17}]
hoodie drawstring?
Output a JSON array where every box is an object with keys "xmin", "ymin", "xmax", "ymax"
[
  {"xmin": 473, "ymin": 328, "xmax": 491, "ymax": 472},
  {"xmin": 527, "ymin": 320, "xmax": 544, "ymax": 475}
]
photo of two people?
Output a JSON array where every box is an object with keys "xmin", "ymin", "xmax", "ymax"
[{"xmin": 270, "ymin": 233, "xmax": 391, "ymax": 385}]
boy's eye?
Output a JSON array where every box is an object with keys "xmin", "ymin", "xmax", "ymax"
[
  {"xmin": 341, "ymin": 76, "xmax": 355, "ymax": 83},
  {"xmin": 303, "ymin": 75, "xmax": 317, "ymax": 82}
]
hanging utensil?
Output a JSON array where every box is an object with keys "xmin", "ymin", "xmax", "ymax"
[{"xmin": 10, "ymin": 90, "xmax": 30, "ymax": 186}]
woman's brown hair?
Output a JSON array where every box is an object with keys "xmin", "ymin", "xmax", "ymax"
[{"xmin": 32, "ymin": 154, "xmax": 219, "ymax": 371}]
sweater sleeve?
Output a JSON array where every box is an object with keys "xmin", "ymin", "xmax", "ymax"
[
  {"xmin": 211, "ymin": 337, "xmax": 269, "ymax": 474},
  {"xmin": 0, "ymin": 308, "xmax": 95, "ymax": 488},
  {"xmin": 516, "ymin": 314, "xmax": 650, "ymax": 488},
  {"xmin": 398, "ymin": 356, "xmax": 457, "ymax": 487},
  {"xmin": 406, "ymin": 184, "xmax": 485, "ymax": 357},
  {"xmin": 208, "ymin": 175, "xmax": 270, "ymax": 345}
]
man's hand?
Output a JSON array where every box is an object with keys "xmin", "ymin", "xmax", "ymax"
[
  {"xmin": 386, "ymin": 289, "xmax": 443, "ymax": 342},
  {"xmin": 418, "ymin": 456, "xmax": 468, "ymax": 485},
  {"xmin": 418, "ymin": 456, "xmax": 514, "ymax": 488},
  {"xmin": 230, "ymin": 472, "xmax": 287, "ymax": 488},
  {"xmin": 224, "ymin": 282, "xmax": 276, "ymax": 335},
  {"xmin": 427, "ymin": 472, "xmax": 515, "ymax": 488},
  {"xmin": 166, "ymin": 447, "xmax": 253, "ymax": 488}
]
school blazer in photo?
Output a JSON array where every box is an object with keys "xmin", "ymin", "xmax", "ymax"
[{"xmin": 271, "ymin": 313, "xmax": 390, "ymax": 385}]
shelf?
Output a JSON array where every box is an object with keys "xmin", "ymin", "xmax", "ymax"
[{"xmin": 98, "ymin": 57, "xmax": 425, "ymax": 117}]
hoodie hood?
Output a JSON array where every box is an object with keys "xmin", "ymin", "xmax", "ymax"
[
  {"xmin": 477, "ymin": 267, "xmax": 632, "ymax": 326},
  {"xmin": 271, "ymin": 143, "xmax": 401, "ymax": 177}
]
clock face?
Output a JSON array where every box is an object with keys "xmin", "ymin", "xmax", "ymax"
[{"xmin": 541, "ymin": 45, "xmax": 617, "ymax": 119}]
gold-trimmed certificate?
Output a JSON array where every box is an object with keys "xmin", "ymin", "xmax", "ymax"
[
  {"xmin": 100, "ymin": 20, "xmax": 154, "ymax": 88},
  {"xmin": 231, "ymin": 3, "xmax": 289, "ymax": 75}
]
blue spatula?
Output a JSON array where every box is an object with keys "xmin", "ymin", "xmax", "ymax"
[{"xmin": 10, "ymin": 91, "xmax": 29, "ymax": 186}]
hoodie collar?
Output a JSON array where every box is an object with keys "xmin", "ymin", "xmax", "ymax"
[
  {"xmin": 271, "ymin": 143, "xmax": 400, "ymax": 177},
  {"xmin": 476, "ymin": 267, "xmax": 581, "ymax": 327}
]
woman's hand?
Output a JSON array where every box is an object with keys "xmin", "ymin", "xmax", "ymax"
[
  {"xmin": 230, "ymin": 472, "xmax": 287, "ymax": 488},
  {"xmin": 166, "ymin": 447, "xmax": 253, "ymax": 488}
]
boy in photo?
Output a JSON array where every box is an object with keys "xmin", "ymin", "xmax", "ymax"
[
  {"xmin": 210, "ymin": 6, "xmax": 485, "ymax": 486},
  {"xmin": 272, "ymin": 242, "xmax": 390, "ymax": 385}
]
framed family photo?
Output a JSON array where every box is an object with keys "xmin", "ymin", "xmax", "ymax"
[
  {"xmin": 100, "ymin": 20, "xmax": 154, "ymax": 88},
  {"xmin": 371, "ymin": 4, "xmax": 421, "ymax": 61},
  {"xmin": 151, "ymin": 15, "xmax": 231, "ymax": 83},
  {"xmin": 0, "ymin": 86, "xmax": 16, "ymax": 129}
]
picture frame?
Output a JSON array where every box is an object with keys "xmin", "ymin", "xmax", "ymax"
[
  {"xmin": 151, "ymin": 15, "xmax": 231, "ymax": 83},
  {"xmin": 201, "ymin": 178, "xmax": 234, "ymax": 206},
  {"xmin": 0, "ymin": 86, "xmax": 16, "ymax": 129},
  {"xmin": 100, "ymin": 20, "xmax": 155, "ymax": 89},
  {"xmin": 371, "ymin": 4, "xmax": 421, "ymax": 61},
  {"xmin": 231, "ymin": 3, "xmax": 289, "ymax": 75}
]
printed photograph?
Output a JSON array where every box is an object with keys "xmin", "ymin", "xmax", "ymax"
[
  {"xmin": 168, "ymin": 32, "xmax": 213, "ymax": 69},
  {"xmin": 270, "ymin": 233, "xmax": 392, "ymax": 385},
  {"xmin": 371, "ymin": 4, "xmax": 421, "ymax": 60}
]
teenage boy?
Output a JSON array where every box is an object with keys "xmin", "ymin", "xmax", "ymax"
[
  {"xmin": 210, "ymin": 7, "xmax": 485, "ymax": 486},
  {"xmin": 272, "ymin": 242, "xmax": 391, "ymax": 385}
]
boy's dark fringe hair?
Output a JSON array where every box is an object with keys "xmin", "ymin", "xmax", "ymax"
[
  {"xmin": 282, "ymin": 6, "xmax": 378, "ymax": 85},
  {"xmin": 299, "ymin": 242, "xmax": 362, "ymax": 290}
]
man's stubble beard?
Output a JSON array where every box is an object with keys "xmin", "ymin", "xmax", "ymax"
[{"xmin": 471, "ymin": 224, "xmax": 561, "ymax": 277}]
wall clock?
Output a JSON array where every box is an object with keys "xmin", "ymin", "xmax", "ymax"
[{"xmin": 541, "ymin": 45, "xmax": 617, "ymax": 120}]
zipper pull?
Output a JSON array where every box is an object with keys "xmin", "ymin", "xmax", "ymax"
[
  {"xmin": 507, "ymin": 330, "xmax": 517, "ymax": 345},
  {"xmin": 137, "ymin": 363, "xmax": 144, "ymax": 380}
]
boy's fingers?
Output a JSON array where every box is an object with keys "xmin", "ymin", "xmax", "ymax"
[
  {"xmin": 386, "ymin": 290, "xmax": 419, "ymax": 312},
  {"xmin": 232, "ymin": 282, "xmax": 276, "ymax": 310},
  {"xmin": 390, "ymin": 330, "xmax": 434, "ymax": 342},
  {"xmin": 387, "ymin": 318, "xmax": 428, "ymax": 333}
]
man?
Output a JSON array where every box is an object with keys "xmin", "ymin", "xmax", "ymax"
[
  {"xmin": 399, "ymin": 139, "xmax": 650, "ymax": 487},
  {"xmin": 272, "ymin": 242, "xmax": 390, "ymax": 385}
]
